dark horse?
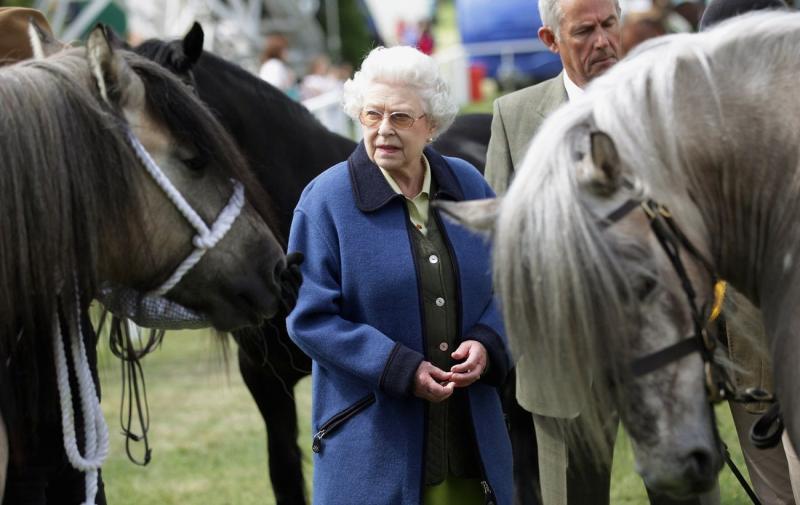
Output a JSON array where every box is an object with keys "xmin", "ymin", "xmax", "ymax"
[
  {"xmin": 0, "ymin": 26, "xmax": 290, "ymax": 504},
  {"xmin": 135, "ymin": 25, "xmax": 538, "ymax": 505}
]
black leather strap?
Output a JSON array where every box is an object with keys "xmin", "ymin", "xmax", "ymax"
[
  {"xmin": 630, "ymin": 337, "xmax": 704, "ymax": 377},
  {"xmin": 750, "ymin": 402, "xmax": 784, "ymax": 450}
]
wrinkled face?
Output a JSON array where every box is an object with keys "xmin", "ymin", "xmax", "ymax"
[
  {"xmin": 598, "ymin": 204, "xmax": 722, "ymax": 497},
  {"xmin": 360, "ymin": 81, "xmax": 435, "ymax": 177},
  {"xmin": 556, "ymin": 0, "xmax": 621, "ymax": 87}
]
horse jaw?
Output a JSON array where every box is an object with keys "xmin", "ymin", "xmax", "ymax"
[{"xmin": 435, "ymin": 198, "xmax": 499, "ymax": 237}]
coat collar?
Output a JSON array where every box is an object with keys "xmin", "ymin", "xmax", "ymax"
[{"xmin": 348, "ymin": 141, "xmax": 464, "ymax": 212}]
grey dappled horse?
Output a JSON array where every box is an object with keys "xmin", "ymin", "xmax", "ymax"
[{"xmin": 443, "ymin": 12, "xmax": 800, "ymax": 499}]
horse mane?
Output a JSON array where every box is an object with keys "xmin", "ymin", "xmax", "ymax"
[
  {"xmin": 135, "ymin": 37, "xmax": 353, "ymax": 149},
  {"xmin": 0, "ymin": 48, "xmax": 146, "ymax": 446},
  {"xmin": 496, "ymin": 11, "xmax": 800, "ymax": 456},
  {"xmin": 135, "ymin": 38, "xmax": 356, "ymax": 239}
]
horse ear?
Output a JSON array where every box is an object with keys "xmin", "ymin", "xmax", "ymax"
[
  {"xmin": 181, "ymin": 22, "xmax": 204, "ymax": 68},
  {"xmin": 104, "ymin": 25, "xmax": 131, "ymax": 50},
  {"xmin": 86, "ymin": 24, "xmax": 144, "ymax": 109},
  {"xmin": 436, "ymin": 198, "xmax": 500, "ymax": 237},
  {"xmin": 27, "ymin": 18, "xmax": 64, "ymax": 59},
  {"xmin": 577, "ymin": 130, "xmax": 623, "ymax": 196}
]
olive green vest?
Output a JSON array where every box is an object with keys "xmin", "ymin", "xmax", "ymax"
[{"xmin": 407, "ymin": 184, "xmax": 481, "ymax": 485}]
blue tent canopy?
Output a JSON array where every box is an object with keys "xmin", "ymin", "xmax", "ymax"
[{"xmin": 456, "ymin": 0, "xmax": 561, "ymax": 83}]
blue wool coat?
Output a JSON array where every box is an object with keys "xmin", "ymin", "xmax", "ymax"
[{"xmin": 287, "ymin": 142, "xmax": 513, "ymax": 505}]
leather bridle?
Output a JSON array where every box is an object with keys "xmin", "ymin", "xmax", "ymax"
[
  {"xmin": 599, "ymin": 198, "xmax": 770, "ymax": 405},
  {"xmin": 597, "ymin": 196, "xmax": 781, "ymax": 505}
]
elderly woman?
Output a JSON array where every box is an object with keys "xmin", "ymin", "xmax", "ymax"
[{"xmin": 286, "ymin": 46, "xmax": 512, "ymax": 505}]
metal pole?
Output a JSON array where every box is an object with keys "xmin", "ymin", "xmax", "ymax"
[
  {"xmin": 61, "ymin": 0, "xmax": 113, "ymax": 42},
  {"xmin": 325, "ymin": 0, "xmax": 341, "ymax": 62}
]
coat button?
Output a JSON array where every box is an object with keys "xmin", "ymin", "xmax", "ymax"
[
  {"xmin": 435, "ymin": 297, "xmax": 445, "ymax": 307},
  {"xmin": 429, "ymin": 254, "xmax": 438, "ymax": 264},
  {"xmin": 439, "ymin": 342, "xmax": 448, "ymax": 352}
]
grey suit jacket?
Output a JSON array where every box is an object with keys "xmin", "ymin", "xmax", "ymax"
[
  {"xmin": 486, "ymin": 74, "xmax": 587, "ymax": 418},
  {"xmin": 484, "ymin": 74, "xmax": 568, "ymax": 195}
]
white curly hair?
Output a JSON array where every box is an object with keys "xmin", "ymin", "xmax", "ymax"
[{"xmin": 342, "ymin": 46, "xmax": 458, "ymax": 137}]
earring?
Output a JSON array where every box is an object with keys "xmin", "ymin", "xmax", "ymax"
[{"xmin": 427, "ymin": 137, "xmax": 434, "ymax": 143}]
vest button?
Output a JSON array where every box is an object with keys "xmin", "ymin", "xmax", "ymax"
[
  {"xmin": 429, "ymin": 254, "xmax": 438, "ymax": 264},
  {"xmin": 439, "ymin": 342, "xmax": 448, "ymax": 352},
  {"xmin": 435, "ymin": 297, "xmax": 445, "ymax": 307}
]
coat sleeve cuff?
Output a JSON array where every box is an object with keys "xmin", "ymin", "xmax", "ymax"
[
  {"xmin": 465, "ymin": 324, "xmax": 509, "ymax": 387},
  {"xmin": 379, "ymin": 342, "xmax": 424, "ymax": 398}
]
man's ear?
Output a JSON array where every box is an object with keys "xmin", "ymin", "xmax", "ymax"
[{"xmin": 538, "ymin": 26, "xmax": 559, "ymax": 53}]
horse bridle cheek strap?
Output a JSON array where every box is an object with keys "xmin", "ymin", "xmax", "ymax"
[
  {"xmin": 124, "ymin": 129, "xmax": 246, "ymax": 297},
  {"xmin": 600, "ymin": 198, "xmax": 772, "ymax": 505},
  {"xmin": 599, "ymin": 199, "xmax": 718, "ymax": 392}
]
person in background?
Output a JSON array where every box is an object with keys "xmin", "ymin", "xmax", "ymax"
[
  {"xmin": 287, "ymin": 45, "xmax": 513, "ymax": 505},
  {"xmin": 299, "ymin": 55, "xmax": 341, "ymax": 100},
  {"xmin": 621, "ymin": 12, "xmax": 667, "ymax": 55},
  {"xmin": 417, "ymin": 19, "xmax": 435, "ymax": 55},
  {"xmin": 258, "ymin": 33, "xmax": 297, "ymax": 97},
  {"xmin": 700, "ymin": 0, "xmax": 788, "ymax": 29}
]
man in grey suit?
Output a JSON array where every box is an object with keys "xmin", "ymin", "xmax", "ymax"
[
  {"xmin": 484, "ymin": 1, "xmax": 720, "ymax": 504},
  {"xmin": 485, "ymin": 0, "xmax": 620, "ymax": 193}
]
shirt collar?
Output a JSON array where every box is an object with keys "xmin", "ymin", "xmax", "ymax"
[
  {"xmin": 379, "ymin": 155, "xmax": 432, "ymax": 199},
  {"xmin": 347, "ymin": 142, "xmax": 463, "ymax": 212},
  {"xmin": 563, "ymin": 72, "xmax": 585, "ymax": 101}
]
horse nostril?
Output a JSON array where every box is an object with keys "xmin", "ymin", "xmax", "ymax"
[{"xmin": 683, "ymin": 449, "xmax": 714, "ymax": 482}]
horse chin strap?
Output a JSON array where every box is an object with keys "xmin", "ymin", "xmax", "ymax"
[{"xmin": 124, "ymin": 129, "xmax": 246, "ymax": 297}]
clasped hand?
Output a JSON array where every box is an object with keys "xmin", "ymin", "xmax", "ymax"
[{"xmin": 412, "ymin": 340, "xmax": 487, "ymax": 403}]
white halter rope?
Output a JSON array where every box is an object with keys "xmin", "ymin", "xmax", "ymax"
[
  {"xmin": 124, "ymin": 129, "xmax": 246, "ymax": 297},
  {"xmin": 54, "ymin": 129, "xmax": 247, "ymax": 504},
  {"xmin": 53, "ymin": 299, "xmax": 109, "ymax": 505}
]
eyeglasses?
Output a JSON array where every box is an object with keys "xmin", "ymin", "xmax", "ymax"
[{"xmin": 359, "ymin": 109, "xmax": 426, "ymax": 129}]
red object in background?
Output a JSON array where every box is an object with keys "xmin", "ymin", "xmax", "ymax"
[
  {"xmin": 418, "ymin": 31, "xmax": 434, "ymax": 55},
  {"xmin": 469, "ymin": 63, "xmax": 486, "ymax": 102}
]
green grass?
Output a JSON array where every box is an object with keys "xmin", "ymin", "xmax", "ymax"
[
  {"xmin": 98, "ymin": 332, "xmax": 753, "ymax": 504},
  {"xmin": 97, "ymin": 330, "xmax": 313, "ymax": 505}
]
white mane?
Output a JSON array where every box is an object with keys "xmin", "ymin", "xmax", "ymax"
[{"xmin": 495, "ymin": 11, "xmax": 800, "ymax": 452}]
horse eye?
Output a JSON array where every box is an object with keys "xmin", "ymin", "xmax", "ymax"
[
  {"xmin": 181, "ymin": 154, "xmax": 207, "ymax": 172},
  {"xmin": 635, "ymin": 276, "xmax": 658, "ymax": 300}
]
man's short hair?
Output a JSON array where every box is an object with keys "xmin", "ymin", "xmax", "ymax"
[
  {"xmin": 699, "ymin": 0, "xmax": 788, "ymax": 30},
  {"xmin": 539, "ymin": 0, "xmax": 621, "ymax": 38}
]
